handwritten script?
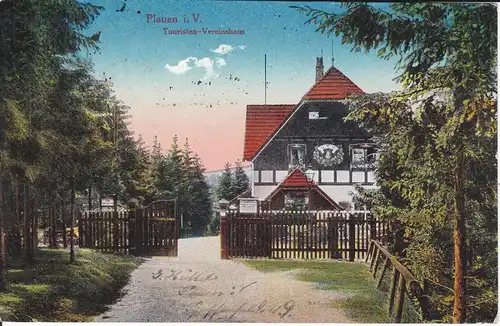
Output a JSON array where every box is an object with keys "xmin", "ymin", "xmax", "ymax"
[
  {"xmin": 178, "ymin": 281, "xmax": 257, "ymax": 297},
  {"xmin": 152, "ymin": 269, "xmax": 217, "ymax": 282},
  {"xmin": 152, "ymin": 268, "xmax": 296, "ymax": 321},
  {"xmin": 185, "ymin": 299, "xmax": 296, "ymax": 321}
]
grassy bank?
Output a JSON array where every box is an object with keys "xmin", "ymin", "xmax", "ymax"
[
  {"xmin": 243, "ymin": 260, "xmax": 390, "ymax": 323},
  {"xmin": 0, "ymin": 249, "xmax": 142, "ymax": 322}
]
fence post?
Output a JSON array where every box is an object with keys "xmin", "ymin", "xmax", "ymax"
[
  {"xmin": 366, "ymin": 241, "xmax": 374, "ymax": 263},
  {"xmin": 348, "ymin": 213, "xmax": 356, "ymax": 261},
  {"xmin": 327, "ymin": 215, "xmax": 333, "ymax": 259},
  {"xmin": 128, "ymin": 210, "xmax": 135, "ymax": 255},
  {"xmin": 377, "ymin": 257, "xmax": 390, "ymax": 288},
  {"xmin": 370, "ymin": 217, "xmax": 377, "ymax": 241},
  {"xmin": 135, "ymin": 208, "xmax": 143, "ymax": 256},
  {"xmin": 394, "ymin": 274, "xmax": 406, "ymax": 323},
  {"xmin": 113, "ymin": 213, "xmax": 119, "ymax": 252},
  {"xmin": 220, "ymin": 210, "xmax": 229, "ymax": 259},
  {"xmin": 388, "ymin": 267, "xmax": 399, "ymax": 316},
  {"xmin": 372, "ymin": 248, "xmax": 381, "ymax": 277}
]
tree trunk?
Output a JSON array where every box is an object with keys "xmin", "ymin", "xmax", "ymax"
[
  {"xmin": 70, "ymin": 185, "xmax": 75, "ymax": 263},
  {"xmin": 0, "ymin": 174, "xmax": 7, "ymax": 291},
  {"xmin": 14, "ymin": 177, "xmax": 21, "ymax": 256},
  {"xmin": 50, "ymin": 204, "xmax": 57, "ymax": 248},
  {"xmin": 23, "ymin": 183, "xmax": 32, "ymax": 264},
  {"xmin": 31, "ymin": 193, "xmax": 38, "ymax": 255},
  {"xmin": 62, "ymin": 195, "xmax": 67, "ymax": 249},
  {"xmin": 452, "ymin": 152, "xmax": 467, "ymax": 323},
  {"xmin": 88, "ymin": 185, "xmax": 92, "ymax": 211}
]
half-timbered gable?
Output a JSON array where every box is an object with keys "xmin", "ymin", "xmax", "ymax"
[{"xmin": 243, "ymin": 57, "xmax": 378, "ymax": 210}]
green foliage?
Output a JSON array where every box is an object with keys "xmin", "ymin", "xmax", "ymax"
[
  {"xmin": 0, "ymin": 249, "xmax": 140, "ymax": 321},
  {"xmin": 216, "ymin": 161, "xmax": 250, "ymax": 201},
  {"xmin": 293, "ymin": 2, "xmax": 497, "ymax": 322},
  {"xmin": 232, "ymin": 160, "xmax": 250, "ymax": 197},
  {"xmin": 142, "ymin": 135, "xmax": 213, "ymax": 237},
  {"xmin": 217, "ymin": 162, "xmax": 234, "ymax": 201}
]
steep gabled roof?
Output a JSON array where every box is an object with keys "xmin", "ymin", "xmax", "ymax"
[
  {"xmin": 243, "ymin": 66, "xmax": 364, "ymax": 162},
  {"xmin": 243, "ymin": 104, "xmax": 296, "ymax": 161},
  {"xmin": 264, "ymin": 168, "xmax": 342, "ymax": 210},
  {"xmin": 303, "ymin": 67, "xmax": 364, "ymax": 100},
  {"xmin": 281, "ymin": 168, "xmax": 314, "ymax": 187}
]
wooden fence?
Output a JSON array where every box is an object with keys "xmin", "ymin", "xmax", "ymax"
[
  {"xmin": 221, "ymin": 210, "xmax": 390, "ymax": 261},
  {"xmin": 78, "ymin": 211, "xmax": 133, "ymax": 253},
  {"xmin": 78, "ymin": 207, "xmax": 179, "ymax": 256},
  {"xmin": 366, "ymin": 240, "xmax": 431, "ymax": 323}
]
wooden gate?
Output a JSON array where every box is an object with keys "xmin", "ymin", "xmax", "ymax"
[
  {"xmin": 135, "ymin": 199, "xmax": 179, "ymax": 256},
  {"xmin": 78, "ymin": 199, "xmax": 179, "ymax": 256}
]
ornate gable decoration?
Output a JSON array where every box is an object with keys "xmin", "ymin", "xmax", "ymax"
[{"xmin": 313, "ymin": 144, "xmax": 343, "ymax": 167}]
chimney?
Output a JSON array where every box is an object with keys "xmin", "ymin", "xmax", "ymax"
[{"xmin": 315, "ymin": 57, "xmax": 324, "ymax": 82}]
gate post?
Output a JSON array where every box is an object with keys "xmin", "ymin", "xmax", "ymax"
[
  {"xmin": 349, "ymin": 213, "xmax": 356, "ymax": 262},
  {"xmin": 220, "ymin": 210, "xmax": 229, "ymax": 259},
  {"xmin": 135, "ymin": 208, "xmax": 143, "ymax": 256},
  {"xmin": 113, "ymin": 212, "xmax": 119, "ymax": 253}
]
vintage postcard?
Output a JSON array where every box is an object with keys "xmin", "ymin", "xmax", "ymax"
[{"xmin": 0, "ymin": 0, "xmax": 497, "ymax": 324}]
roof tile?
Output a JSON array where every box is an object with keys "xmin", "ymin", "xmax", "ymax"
[
  {"xmin": 243, "ymin": 105, "xmax": 295, "ymax": 160},
  {"xmin": 281, "ymin": 168, "xmax": 315, "ymax": 188},
  {"xmin": 304, "ymin": 67, "xmax": 364, "ymax": 100}
]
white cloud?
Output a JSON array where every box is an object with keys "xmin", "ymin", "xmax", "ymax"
[
  {"xmin": 211, "ymin": 44, "xmax": 234, "ymax": 55},
  {"xmin": 210, "ymin": 44, "xmax": 247, "ymax": 55},
  {"xmin": 165, "ymin": 56, "xmax": 220, "ymax": 80},
  {"xmin": 215, "ymin": 58, "xmax": 226, "ymax": 67},
  {"xmin": 164, "ymin": 57, "xmax": 197, "ymax": 74},
  {"xmin": 165, "ymin": 44, "xmax": 245, "ymax": 80},
  {"xmin": 194, "ymin": 57, "xmax": 219, "ymax": 80}
]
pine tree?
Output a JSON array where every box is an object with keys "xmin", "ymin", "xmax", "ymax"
[
  {"xmin": 217, "ymin": 162, "xmax": 234, "ymax": 201},
  {"xmin": 188, "ymin": 154, "xmax": 212, "ymax": 236},
  {"xmin": 293, "ymin": 3, "xmax": 497, "ymax": 322},
  {"xmin": 232, "ymin": 160, "xmax": 249, "ymax": 198}
]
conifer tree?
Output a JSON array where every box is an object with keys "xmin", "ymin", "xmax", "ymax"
[
  {"xmin": 217, "ymin": 162, "xmax": 234, "ymax": 201},
  {"xmin": 232, "ymin": 160, "xmax": 249, "ymax": 197}
]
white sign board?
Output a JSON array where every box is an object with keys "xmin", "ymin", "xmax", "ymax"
[
  {"xmin": 239, "ymin": 198, "xmax": 258, "ymax": 214},
  {"xmin": 101, "ymin": 196, "xmax": 115, "ymax": 207}
]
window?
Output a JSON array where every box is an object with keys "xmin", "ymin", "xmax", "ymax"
[
  {"xmin": 309, "ymin": 111, "xmax": 327, "ymax": 120},
  {"xmin": 350, "ymin": 144, "xmax": 377, "ymax": 169},
  {"xmin": 288, "ymin": 144, "xmax": 306, "ymax": 170},
  {"xmin": 309, "ymin": 111, "xmax": 319, "ymax": 120},
  {"xmin": 284, "ymin": 191, "xmax": 308, "ymax": 210},
  {"xmin": 351, "ymin": 148, "xmax": 367, "ymax": 164}
]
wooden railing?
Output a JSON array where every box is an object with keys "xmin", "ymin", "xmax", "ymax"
[{"xmin": 366, "ymin": 240, "xmax": 431, "ymax": 323}]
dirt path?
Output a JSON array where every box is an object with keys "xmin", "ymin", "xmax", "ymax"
[{"xmin": 94, "ymin": 236, "xmax": 354, "ymax": 323}]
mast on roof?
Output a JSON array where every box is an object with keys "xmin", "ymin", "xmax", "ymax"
[
  {"xmin": 264, "ymin": 54, "xmax": 267, "ymax": 106},
  {"xmin": 331, "ymin": 38, "xmax": 334, "ymax": 67}
]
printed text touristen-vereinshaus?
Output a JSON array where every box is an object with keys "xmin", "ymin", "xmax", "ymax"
[{"xmin": 163, "ymin": 28, "xmax": 245, "ymax": 35}]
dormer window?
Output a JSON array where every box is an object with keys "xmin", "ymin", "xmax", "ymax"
[
  {"xmin": 309, "ymin": 111, "xmax": 327, "ymax": 120},
  {"xmin": 309, "ymin": 111, "xmax": 319, "ymax": 119}
]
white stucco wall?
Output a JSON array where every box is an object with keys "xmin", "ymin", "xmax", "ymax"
[
  {"xmin": 321, "ymin": 170, "xmax": 335, "ymax": 182},
  {"xmin": 275, "ymin": 170, "xmax": 288, "ymax": 183},
  {"xmin": 261, "ymin": 170, "xmax": 273, "ymax": 183},
  {"xmin": 319, "ymin": 185, "xmax": 378, "ymax": 206},
  {"xmin": 253, "ymin": 185, "xmax": 278, "ymax": 200}
]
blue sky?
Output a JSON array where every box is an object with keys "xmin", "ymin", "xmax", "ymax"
[{"xmin": 84, "ymin": 1, "xmax": 402, "ymax": 170}]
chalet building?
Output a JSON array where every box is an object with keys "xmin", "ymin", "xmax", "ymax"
[{"xmin": 243, "ymin": 57, "xmax": 378, "ymax": 211}]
